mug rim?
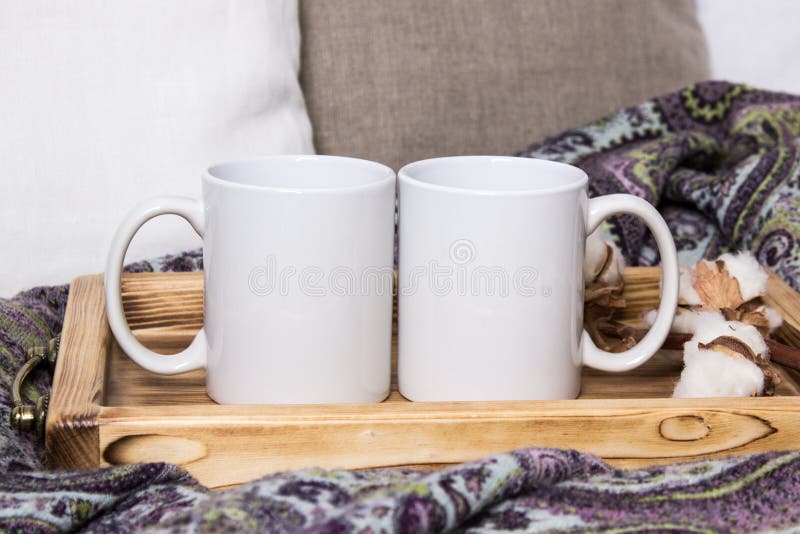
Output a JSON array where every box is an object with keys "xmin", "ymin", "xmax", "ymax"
[
  {"xmin": 204, "ymin": 155, "xmax": 396, "ymax": 194},
  {"xmin": 398, "ymin": 156, "xmax": 588, "ymax": 196}
]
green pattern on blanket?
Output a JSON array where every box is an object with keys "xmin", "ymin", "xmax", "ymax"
[{"xmin": 520, "ymin": 82, "xmax": 800, "ymax": 290}]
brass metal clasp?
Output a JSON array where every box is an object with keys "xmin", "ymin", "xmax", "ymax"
[{"xmin": 10, "ymin": 336, "xmax": 59, "ymax": 435}]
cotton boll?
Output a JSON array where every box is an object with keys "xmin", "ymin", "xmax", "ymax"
[
  {"xmin": 718, "ymin": 252, "xmax": 768, "ymax": 301},
  {"xmin": 673, "ymin": 318, "xmax": 770, "ymax": 398},
  {"xmin": 584, "ymin": 232, "xmax": 607, "ymax": 283},
  {"xmin": 691, "ymin": 319, "xmax": 768, "ymax": 359},
  {"xmin": 643, "ymin": 308, "xmax": 726, "ymax": 335},
  {"xmin": 764, "ymin": 306, "xmax": 783, "ymax": 333},
  {"xmin": 679, "ymin": 252, "xmax": 768, "ymax": 310},
  {"xmin": 598, "ymin": 242, "xmax": 625, "ymax": 286},
  {"xmin": 673, "ymin": 310, "xmax": 727, "ymax": 334},
  {"xmin": 679, "ymin": 266, "xmax": 702, "ymax": 306},
  {"xmin": 584, "ymin": 232, "xmax": 625, "ymax": 285},
  {"xmin": 643, "ymin": 309, "xmax": 657, "ymax": 327},
  {"xmin": 673, "ymin": 348, "xmax": 764, "ymax": 398}
]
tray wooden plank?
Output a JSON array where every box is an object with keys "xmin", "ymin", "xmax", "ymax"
[
  {"xmin": 46, "ymin": 268, "xmax": 800, "ymax": 488},
  {"xmin": 46, "ymin": 275, "xmax": 108, "ymax": 470}
]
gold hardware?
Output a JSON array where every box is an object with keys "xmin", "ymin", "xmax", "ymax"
[{"xmin": 10, "ymin": 336, "xmax": 59, "ymax": 435}]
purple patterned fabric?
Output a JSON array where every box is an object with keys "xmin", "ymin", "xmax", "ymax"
[
  {"xmin": 1, "ymin": 82, "xmax": 800, "ymax": 531},
  {"xmin": 519, "ymin": 81, "xmax": 800, "ymax": 289}
]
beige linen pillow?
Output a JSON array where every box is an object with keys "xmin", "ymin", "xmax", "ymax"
[{"xmin": 300, "ymin": 0, "xmax": 709, "ymax": 171}]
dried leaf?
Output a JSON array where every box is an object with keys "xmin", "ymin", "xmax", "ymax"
[
  {"xmin": 584, "ymin": 282, "xmax": 626, "ymax": 308},
  {"xmin": 583, "ymin": 240, "xmax": 625, "ymax": 350},
  {"xmin": 584, "ymin": 272, "xmax": 626, "ymax": 351},
  {"xmin": 698, "ymin": 335, "xmax": 756, "ymax": 361},
  {"xmin": 693, "ymin": 260, "xmax": 745, "ymax": 311},
  {"xmin": 761, "ymin": 365, "xmax": 782, "ymax": 396},
  {"xmin": 583, "ymin": 311, "xmax": 638, "ymax": 352},
  {"xmin": 592, "ymin": 243, "xmax": 613, "ymax": 281},
  {"xmin": 609, "ymin": 335, "xmax": 638, "ymax": 353},
  {"xmin": 721, "ymin": 301, "xmax": 772, "ymax": 337}
]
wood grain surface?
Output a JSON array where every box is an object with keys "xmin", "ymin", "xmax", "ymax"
[
  {"xmin": 45, "ymin": 275, "xmax": 109, "ymax": 469},
  {"xmin": 46, "ymin": 268, "xmax": 800, "ymax": 488}
]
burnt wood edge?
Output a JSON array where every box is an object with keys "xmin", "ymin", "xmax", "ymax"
[
  {"xmin": 45, "ymin": 275, "xmax": 108, "ymax": 469},
  {"xmin": 92, "ymin": 402, "xmax": 794, "ymax": 488}
]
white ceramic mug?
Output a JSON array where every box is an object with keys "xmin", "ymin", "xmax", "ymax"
[
  {"xmin": 106, "ymin": 155, "xmax": 396, "ymax": 404},
  {"xmin": 397, "ymin": 156, "xmax": 678, "ymax": 401}
]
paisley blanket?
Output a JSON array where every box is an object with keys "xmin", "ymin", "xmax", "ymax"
[
  {"xmin": 2, "ymin": 82, "xmax": 800, "ymax": 532},
  {"xmin": 521, "ymin": 81, "xmax": 800, "ymax": 289}
]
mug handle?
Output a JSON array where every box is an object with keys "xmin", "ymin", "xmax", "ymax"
[
  {"xmin": 104, "ymin": 196, "xmax": 207, "ymax": 374},
  {"xmin": 582, "ymin": 194, "xmax": 678, "ymax": 372}
]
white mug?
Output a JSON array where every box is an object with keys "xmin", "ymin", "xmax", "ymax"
[
  {"xmin": 106, "ymin": 155, "xmax": 396, "ymax": 404},
  {"xmin": 397, "ymin": 156, "xmax": 678, "ymax": 401}
]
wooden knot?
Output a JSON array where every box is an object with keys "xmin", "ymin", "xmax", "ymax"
[
  {"xmin": 659, "ymin": 415, "xmax": 710, "ymax": 441},
  {"xmin": 104, "ymin": 434, "xmax": 207, "ymax": 466}
]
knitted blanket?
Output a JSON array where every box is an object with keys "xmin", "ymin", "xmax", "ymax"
[{"xmin": 2, "ymin": 82, "xmax": 800, "ymax": 532}]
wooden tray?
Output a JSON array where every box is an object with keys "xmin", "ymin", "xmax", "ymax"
[{"xmin": 46, "ymin": 268, "xmax": 800, "ymax": 489}]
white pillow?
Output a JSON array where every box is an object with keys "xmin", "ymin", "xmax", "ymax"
[
  {"xmin": 697, "ymin": 0, "xmax": 800, "ymax": 95},
  {"xmin": 0, "ymin": 0, "xmax": 314, "ymax": 296}
]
